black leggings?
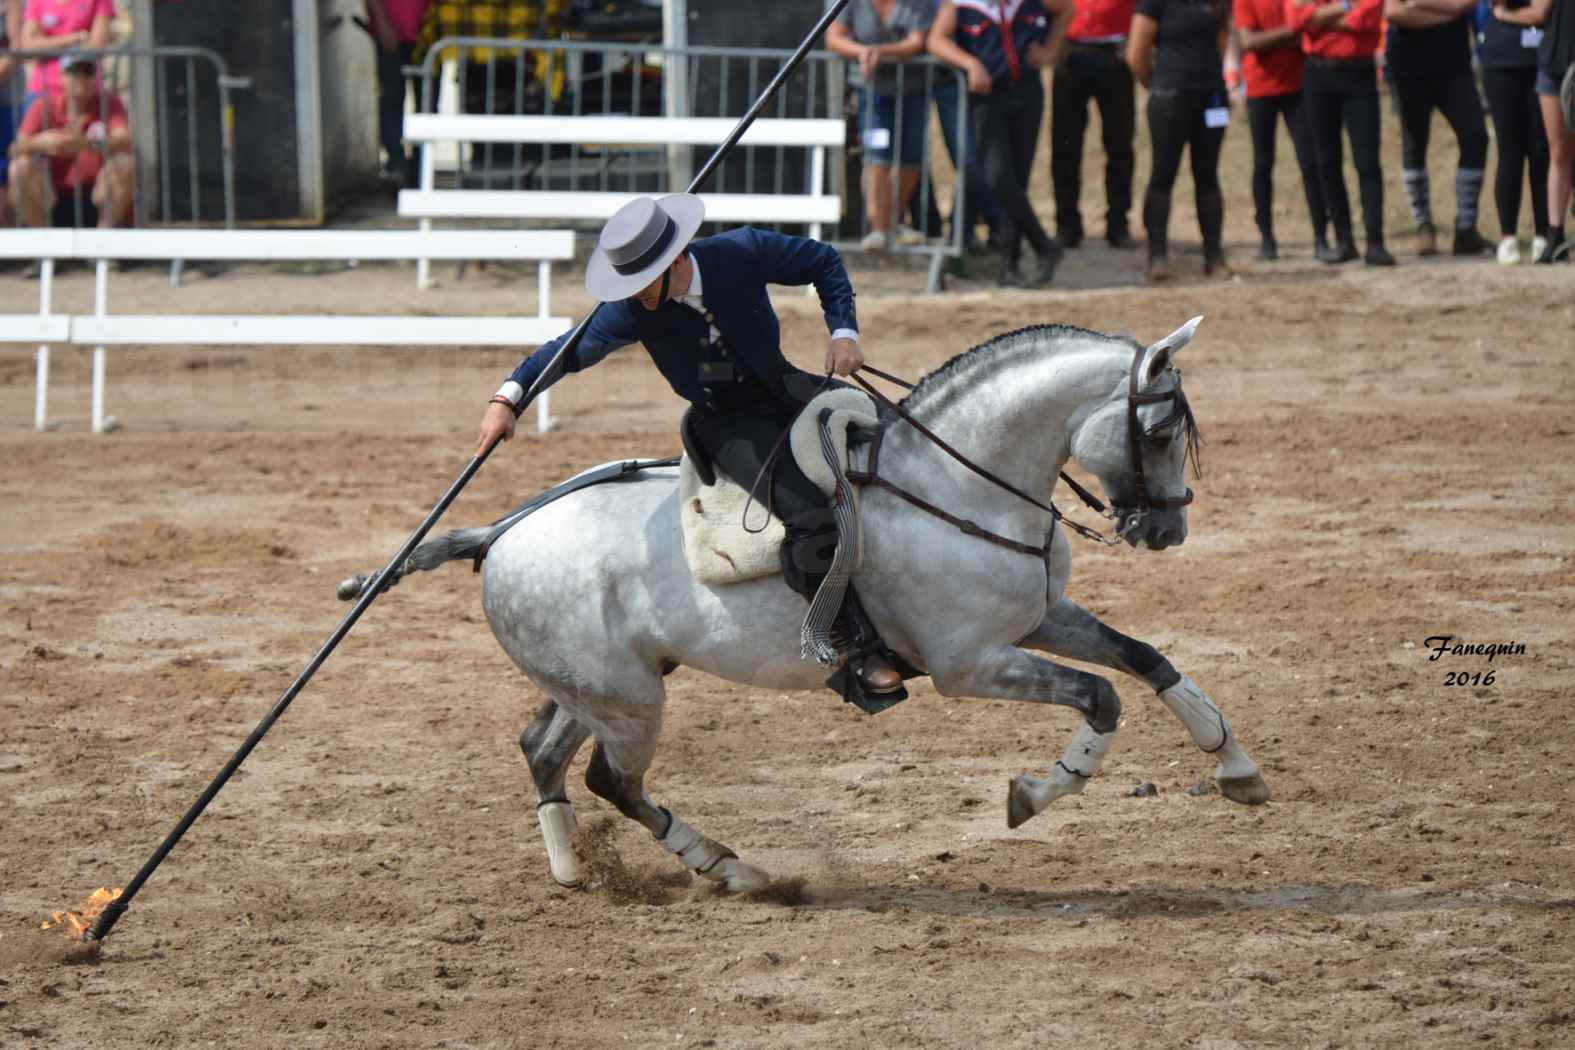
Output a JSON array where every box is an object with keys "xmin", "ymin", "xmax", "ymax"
[
  {"xmin": 970, "ymin": 76, "xmax": 1056, "ymax": 261},
  {"xmin": 1143, "ymin": 90, "xmax": 1226, "ymax": 252},
  {"xmin": 1246, "ymin": 90, "xmax": 1328, "ymax": 241},
  {"xmin": 1302, "ymin": 59, "xmax": 1385, "ymax": 245},
  {"xmin": 1483, "ymin": 64, "xmax": 1550, "ymax": 238},
  {"xmin": 1390, "ymin": 71, "xmax": 1489, "ymax": 228}
]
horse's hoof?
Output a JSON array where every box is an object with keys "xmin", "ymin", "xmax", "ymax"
[
  {"xmin": 1007, "ymin": 775, "xmax": 1038, "ymax": 829},
  {"xmin": 715, "ymin": 857, "xmax": 771, "ymax": 894},
  {"xmin": 1218, "ymin": 773, "xmax": 1272, "ymax": 806}
]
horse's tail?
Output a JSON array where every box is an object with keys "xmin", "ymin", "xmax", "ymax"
[{"xmin": 333, "ymin": 527, "xmax": 491, "ymax": 602}]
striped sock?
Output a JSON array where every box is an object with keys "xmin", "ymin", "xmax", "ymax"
[
  {"xmin": 1402, "ymin": 168, "xmax": 1432, "ymax": 227},
  {"xmin": 1455, "ymin": 168, "xmax": 1485, "ymax": 230}
]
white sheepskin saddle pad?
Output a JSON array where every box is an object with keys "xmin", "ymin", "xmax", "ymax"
[{"xmin": 679, "ymin": 388, "xmax": 880, "ymax": 587}]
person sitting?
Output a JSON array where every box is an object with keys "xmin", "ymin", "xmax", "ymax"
[
  {"xmin": 476, "ymin": 196, "xmax": 905, "ymax": 701},
  {"xmin": 7, "ymin": 52, "xmax": 132, "ymax": 230},
  {"xmin": 827, "ymin": 0, "xmax": 935, "ymax": 252}
]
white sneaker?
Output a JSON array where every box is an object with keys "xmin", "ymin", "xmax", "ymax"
[
  {"xmin": 859, "ymin": 229, "xmax": 889, "ymax": 253},
  {"xmin": 1530, "ymin": 235, "xmax": 1549, "ymax": 262},
  {"xmin": 892, "ymin": 224, "xmax": 925, "ymax": 247},
  {"xmin": 1496, "ymin": 235, "xmax": 1521, "ymax": 265}
]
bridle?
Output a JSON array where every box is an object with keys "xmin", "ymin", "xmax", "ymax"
[{"xmin": 845, "ymin": 346, "xmax": 1197, "ymax": 559}]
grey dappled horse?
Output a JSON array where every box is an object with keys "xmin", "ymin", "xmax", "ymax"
[{"xmin": 368, "ymin": 320, "xmax": 1270, "ymax": 892}]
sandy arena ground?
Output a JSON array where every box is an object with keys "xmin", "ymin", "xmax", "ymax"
[{"xmin": 3, "ymin": 120, "xmax": 1575, "ymax": 1048}]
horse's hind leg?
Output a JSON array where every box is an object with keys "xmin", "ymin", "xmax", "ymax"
[
  {"xmin": 579, "ymin": 697, "xmax": 770, "ymax": 894},
  {"xmin": 519, "ymin": 698, "xmax": 592, "ymax": 887},
  {"xmin": 1021, "ymin": 598, "xmax": 1271, "ymax": 805}
]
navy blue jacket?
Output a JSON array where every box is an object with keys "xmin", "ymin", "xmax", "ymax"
[
  {"xmin": 506, "ymin": 227, "xmax": 858, "ymax": 411},
  {"xmin": 954, "ymin": 0, "xmax": 1052, "ymax": 84}
]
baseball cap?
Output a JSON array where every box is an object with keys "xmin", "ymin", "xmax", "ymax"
[{"xmin": 61, "ymin": 51, "xmax": 97, "ymax": 73}]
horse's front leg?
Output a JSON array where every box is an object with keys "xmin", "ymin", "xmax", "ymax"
[
  {"xmin": 927, "ymin": 646, "xmax": 1121, "ymax": 829},
  {"xmin": 1020, "ymin": 598, "xmax": 1271, "ymax": 805}
]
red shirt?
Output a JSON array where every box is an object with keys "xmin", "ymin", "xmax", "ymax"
[
  {"xmin": 1067, "ymin": 0, "xmax": 1135, "ymax": 41},
  {"xmin": 18, "ymin": 90, "xmax": 129, "ymax": 191},
  {"xmin": 1284, "ymin": 0, "xmax": 1383, "ymax": 61},
  {"xmin": 1236, "ymin": 0, "xmax": 1305, "ymax": 96}
]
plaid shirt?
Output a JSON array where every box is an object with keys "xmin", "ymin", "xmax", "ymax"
[{"xmin": 414, "ymin": 0, "xmax": 572, "ymax": 63}]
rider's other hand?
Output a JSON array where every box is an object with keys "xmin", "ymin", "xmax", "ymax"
[
  {"xmin": 825, "ymin": 336, "xmax": 864, "ymax": 377},
  {"xmin": 477, "ymin": 400, "xmax": 518, "ymax": 457}
]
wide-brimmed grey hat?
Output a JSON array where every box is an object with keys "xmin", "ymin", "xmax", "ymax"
[{"xmin": 585, "ymin": 194, "xmax": 706, "ymax": 302}]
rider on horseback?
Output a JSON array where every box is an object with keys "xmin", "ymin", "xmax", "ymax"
[{"xmin": 475, "ymin": 195, "xmax": 903, "ymax": 699}]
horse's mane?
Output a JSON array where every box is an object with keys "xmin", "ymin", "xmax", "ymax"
[
  {"xmin": 891, "ymin": 322, "xmax": 1202, "ymax": 479},
  {"xmin": 896, "ymin": 323, "xmax": 1141, "ymax": 413}
]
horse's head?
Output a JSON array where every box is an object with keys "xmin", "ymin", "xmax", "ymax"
[{"xmin": 1069, "ymin": 318, "xmax": 1203, "ymax": 551}]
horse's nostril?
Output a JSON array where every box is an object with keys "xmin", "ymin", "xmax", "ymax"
[{"xmin": 1163, "ymin": 528, "xmax": 1184, "ymax": 547}]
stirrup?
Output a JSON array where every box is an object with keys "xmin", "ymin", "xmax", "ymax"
[{"xmin": 824, "ymin": 590, "xmax": 911, "ymax": 715}]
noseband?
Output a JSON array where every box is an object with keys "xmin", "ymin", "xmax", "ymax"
[
  {"xmin": 849, "ymin": 345, "xmax": 1197, "ymax": 558},
  {"xmin": 1118, "ymin": 345, "xmax": 1195, "ymax": 539}
]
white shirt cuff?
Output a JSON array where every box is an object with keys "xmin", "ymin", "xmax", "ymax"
[
  {"xmin": 831, "ymin": 328, "xmax": 860, "ymax": 344},
  {"xmin": 494, "ymin": 381, "xmax": 524, "ymax": 405}
]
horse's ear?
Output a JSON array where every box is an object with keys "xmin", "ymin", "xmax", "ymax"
[{"xmin": 1140, "ymin": 315, "xmax": 1203, "ymax": 386}]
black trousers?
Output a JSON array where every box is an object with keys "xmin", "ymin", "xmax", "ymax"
[
  {"xmin": 970, "ymin": 76, "xmax": 1057, "ymax": 262},
  {"xmin": 1483, "ymin": 65, "xmax": 1550, "ymax": 238},
  {"xmin": 1246, "ymin": 90, "xmax": 1328, "ymax": 241},
  {"xmin": 1143, "ymin": 90, "xmax": 1226, "ymax": 255},
  {"xmin": 377, "ymin": 42, "xmax": 417, "ymax": 184},
  {"xmin": 1302, "ymin": 58, "xmax": 1385, "ymax": 245},
  {"xmin": 1051, "ymin": 44, "xmax": 1136, "ymax": 236}
]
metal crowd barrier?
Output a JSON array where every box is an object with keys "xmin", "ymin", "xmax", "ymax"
[
  {"xmin": 406, "ymin": 37, "xmax": 970, "ymax": 291},
  {"xmin": 1, "ymin": 45, "xmax": 249, "ymax": 233}
]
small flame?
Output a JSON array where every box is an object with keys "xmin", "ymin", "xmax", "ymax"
[{"xmin": 41, "ymin": 887, "xmax": 123, "ymax": 939}]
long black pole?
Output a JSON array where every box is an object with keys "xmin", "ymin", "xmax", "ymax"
[{"xmin": 86, "ymin": 1, "xmax": 851, "ymax": 944}]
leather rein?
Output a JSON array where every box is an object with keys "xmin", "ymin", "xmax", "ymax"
[{"xmin": 845, "ymin": 349, "xmax": 1194, "ymax": 560}]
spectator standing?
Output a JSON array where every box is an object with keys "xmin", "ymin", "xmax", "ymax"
[
  {"xmin": 1496, "ymin": 0, "xmax": 1574, "ymax": 262},
  {"xmin": 366, "ymin": 0, "xmax": 432, "ymax": 187},
  {"xmin": 923, "ymin": 41, "xmax": 1003, "ymax": 249},
  {"xmin": 1383, "ymin": 0, "xmax": 1494, "ymax": 256},
  {"xmin": 7, "ymin": 51, "xmax": 130, "ymax": 229},
  {"xmin": 1051, "ymin": 0, "xmax": 1138, "ymax": 249},
  {"xmin": 1128, "ymin": 0, "xmax": 1233, "ymax": 282},
  {"xmin": 1479, "ymin": 0, "xmax": 1551, "ymax": 263},
  {"xmin": 18, "ymin": 0, "xmax": 112, "ymax": 103},
  {"xmin": 2, "ymin": 0, "xmax": 22, "ymax": 229},
  {"xmin": 1235, "ymin": 0, "xmax": 1333, "ymax": 260},
  {"xmin": 827, "ymin": 0, "xmax": 934, "ymax": 251},
  {"xmin": 928, "ymin": 0, "xmax": 1072, "ymax": 287},
  {"xmin": 1288, "ymin": 0, "xmax": 1396, "ymax": 266}
]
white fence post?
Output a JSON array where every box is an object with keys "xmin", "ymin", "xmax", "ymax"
[
  {"xmin": 35, "ymin": 259, "xmax": 55, "ymax": 432},
  {"xmin": 91, "ymin": 259, "xmax": 109, "ymax": 434}
]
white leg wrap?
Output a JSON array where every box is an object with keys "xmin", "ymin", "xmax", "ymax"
[
  {"xmin": 1159, "ymin": 675, "xmax": 1229, "ymax": 753},
  {"xmin": 1159, "ymin": 675, "xmax": 1265, "ymax": 791},
  {"xmin": 1008, "ymin": 723, "xmax": 1115, "ymax": 828},
  {"xmin": 658, "ymin": 811, "xmax": 769, "ymax": 892},
  {"xmin": 537, "ymin": 801, "xmax": 581, "ymax": 887}
]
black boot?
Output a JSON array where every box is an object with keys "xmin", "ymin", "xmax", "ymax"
[
  {"xmin": 1256, "ymin": 208, "xmax": 1277, "ymax": 261},
  {"xmin": 1199, "ymin": 192, "xmax": 1230, "ymax": 276},
  {"xmin": 998, "ymin": 239, "xmax": 1028, "ymax": 287},
  {"xmin": 1143, "ymin": 191, "xmax": 1172, "ymax": 283}
]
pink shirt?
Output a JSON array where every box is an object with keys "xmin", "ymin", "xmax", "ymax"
[
  {"xmin": 381, "ymin": 0, "xmax": 432, "ymax": 44},
  {"xmin": 23, "ymin": 0, "xmax": 114, "ymax": 96}
]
